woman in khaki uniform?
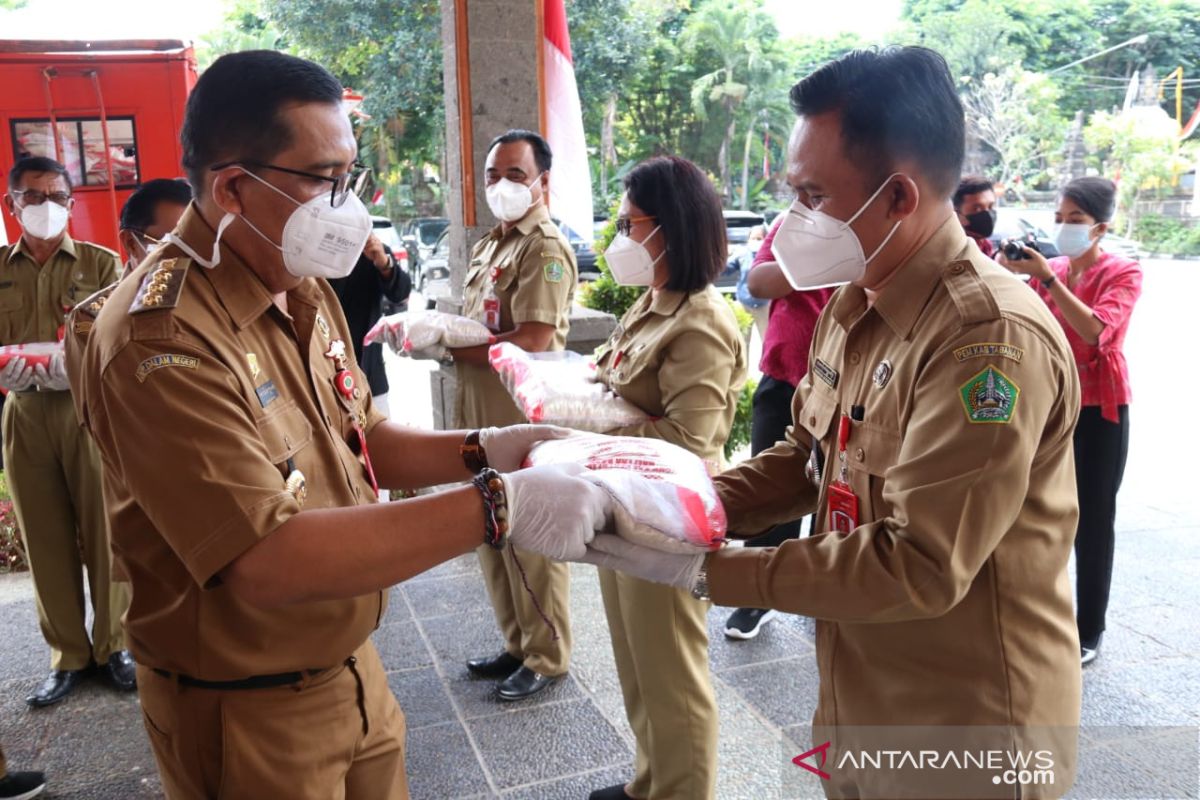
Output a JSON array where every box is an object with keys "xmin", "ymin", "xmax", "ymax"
[{"xmin": 588, "ymin": 156, "xmax": 746, "ymax": 800}]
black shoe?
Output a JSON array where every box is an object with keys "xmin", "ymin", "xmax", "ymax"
[
  {"xmin": 724, "ymin": 607, "xmax": 779, "ymax": 640},
  {"xmin": 0, "ymin": 770, "xmax": 47, "ymax": 800},
  {"xmin": 588, "ymin": 784, "xmax": 635, "ymax": 800},
  {"xmin": 25, "ymin": 669, "xmax": 87, "ymax": 708},
  {"xmin": 1081, "ymin": 633, "xmax": 1103, "ymax": 667},
  {"xmin": 496, "ymin": 666, "xmax": 559, "ymax": 701},
  {"xmin": 105, "ymin": 650, "xmax": 137, "ymax": 691},
  {"xmin": 465, "ymin": 651, "xmax": 523, "ymax": 679}
]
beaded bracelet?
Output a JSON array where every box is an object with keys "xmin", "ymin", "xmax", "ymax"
[{"xmin": 472, "ymin": 468, "xmax": 510, "ymax": 549}]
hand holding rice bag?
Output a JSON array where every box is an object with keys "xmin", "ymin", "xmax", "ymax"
[
  {"xmin": 0, "ymin": 342, "xmax": 62, "ymax": 371},
  {"xmin": 364, "ymin": 311, "xmax": 494, "ymax": 360},
  {"xmin": 525, "ymin": 432, "xmax": 726, "ymax": 553},
  {"xmin": 489, "ymin": 342, "xmax": 648, "ymax": 432}
]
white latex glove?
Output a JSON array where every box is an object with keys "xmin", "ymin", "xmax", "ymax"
[
  {"xmin": 578, "ymin": 533, "xmax": 707, "ymax": 591},
  {"xmin": 480, "ymin": 424, "xmax": 572, "ymax": 472},
  {"xmin": 501, "ymin": 463, "xmax": 611, "ymax": 560},
  {"xmin": 33, "ymin": 352, "xmax": 70, "ymax": 391},
  {"xmin": 0, "ymin": 358, "xmax": 36, "ymax": 392}
]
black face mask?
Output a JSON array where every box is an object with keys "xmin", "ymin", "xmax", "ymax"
[{"xmin": 964, "ymin": 208, "xmax": 997, "ymax": 238}]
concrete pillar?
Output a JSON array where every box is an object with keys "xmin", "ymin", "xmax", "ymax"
[{"xmin": 432, "ymin": 0, "xmax": 615, "ymax": 430}]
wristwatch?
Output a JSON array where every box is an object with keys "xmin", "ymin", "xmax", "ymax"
[
  {"xmin": 1040, "ymin": 274, "xmax": 1056, "ymax": 289},
  {"xmin": 460, "ymin": 430, "xmax": 489, "ymax": 472},
  {"xmin": 690, "ymin": 561, "xmax": 711, "ymax": 601}
]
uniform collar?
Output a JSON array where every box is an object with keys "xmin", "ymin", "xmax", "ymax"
[
  {"xmin": 7, "ymin": 232, "xmax": 76, "ymax": 265},
  {"xmin": 170, "ymin": 204, "xmax": 277, "ymax": 330},
  {"xmin": 489, "ymin": 203, "xmax": 551, "ymax": 240},
  {"xmin": 833, "ymin": 214, "xmax": 968, "ymax": 340},
  {"xmin": 648, "ymin": 287, "xmax": 689, "ymax": 317}
]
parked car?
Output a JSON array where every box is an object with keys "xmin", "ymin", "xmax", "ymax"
[
  {"xmin": 418, "ymin": 228, "xmax": 452, "ymax": 310},
  {"xmin": 401, "ymin": 216, "xmax": 449, "ymax": 280},
  {"xmin": 717, "ymin": 210, "xmax": 766, "ymax": 293},
  {"xmin": 371, "ymin": 216, "xmax": 410, "ymax": 316},
  {"xmin": 553, "ymin": 218, "xmax": 598, "ymax": 281}
]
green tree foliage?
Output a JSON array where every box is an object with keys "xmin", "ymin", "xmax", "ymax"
[{"xmin": 196, "ymin": 0, "xmax": 286, "ymax": 69}]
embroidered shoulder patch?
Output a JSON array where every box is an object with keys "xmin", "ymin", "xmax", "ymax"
[
  {"xmin": 135, "ymin": 354, "xmax": 200, "ymax": 383},
  {"xmin": 953, "ymin": 342, "xmax": 1024, "ymax": 364},
  {"xmin": 959, "ymin": 364, "xmax": 1020, "ymax": 424},
  {"xmin": 543, "ymin": 261, "xmax": 564, "ymax": 283}
]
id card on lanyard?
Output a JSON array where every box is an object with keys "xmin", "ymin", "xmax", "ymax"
[
  {"xmin": 827, "ymin": 414, "xmax": 859, "ymax": 533},
  {"xmin": 483, "ymin": 266, "xmax": 504, "ymax": 332}
]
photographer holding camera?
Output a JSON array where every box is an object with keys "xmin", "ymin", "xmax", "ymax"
[{"xmin": 998, "ymin": 176, "xmax": 1142, "ymax": 667}]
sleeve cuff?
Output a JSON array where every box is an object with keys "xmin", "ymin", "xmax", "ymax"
[
  {"xmin": 188, "ymin": 491, "xmax": 298, "ymax": 589},
  {"xmin": 511, "ymin": 310, "xmax": 562, "ymax": 327},
  {"xmin": 708, "ymin": 547, "xmax": 772, "ymax": 608}
]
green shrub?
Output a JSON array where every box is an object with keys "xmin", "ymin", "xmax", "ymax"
[
  {"xmin": 1133, "ymin": 214, "xmax": 1200, "ymax": 255},
  {"xmin": 0, "ymin": 472, "xmax": 27, "ymax": 573},
  {"xmin": 576, "ymin": 215, "xmax": 642, "ymax": 319},
  {"xmin": 725, "ymin": 378, "xmax": 757, "ymax": 461}
]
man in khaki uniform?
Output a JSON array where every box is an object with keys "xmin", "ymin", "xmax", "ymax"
[
  {"xmin": 67, "ymin": 52, "xmax": 608, "ymax": 799},
  {"xmin": 0, "ymin": 156, "xmax": 133, "ymax": 708},
  {"xmin": 569, "ymin": 48, "xmax": 1082, "ymax": 799},
  {"xmin": 451, "ymin": 130, "xmax": 578, "ymax": 702}
]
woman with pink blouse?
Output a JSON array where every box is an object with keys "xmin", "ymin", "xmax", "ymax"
[{"xmin": 1000, "ymin": 177, "xmax": 1142, "ymax": 667}]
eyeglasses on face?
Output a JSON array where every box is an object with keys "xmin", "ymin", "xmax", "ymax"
[
  {"xmin": 615, "ymin": 215, "xmax": 655, "ymax": 236},
  {"xmin": 11, "ymin": 189, "xmax": 71, "ymax": 207},
  {"xmin": 210, "ymin": 161, "xmax": 369, "ymax": 208}
]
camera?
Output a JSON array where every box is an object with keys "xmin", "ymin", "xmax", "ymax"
[{"xmin": 1000, "ymin": 236, "xmax": 1041, "ymax": 260}]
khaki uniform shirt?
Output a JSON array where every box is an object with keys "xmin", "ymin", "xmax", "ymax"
[
  {"xmin": 456, "ymin": 205, "xmax": 576, "ymax": 428},
  {"xmin": 710, "ymin": 217, "xmax": 1082, "ymax": 732},
  {"xmin": 68, "ymin": 206, "xmax": 386, "ymax": 680},
  {"xmin": 594, "ymin": 286, "xmax": 746, "ymax": 466},
  {"xmin": 0, "ymin": 234, "xmax": 119, "ymax": 345}
]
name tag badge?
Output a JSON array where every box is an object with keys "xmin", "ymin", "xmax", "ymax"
[
  {"xmin": 827, "ymin": 481, "xmax": 859, "ymax": 533},
  {"xmin": 255, "ymin": 379, "xmax": 280, "ymax": 408},
  {"xmin": 814, "ymin": 358, "xmax": 840, "ymax": 389},
  {"xmin": 483, "ymin": 292, "xmax": 501, "ymax": 332}
]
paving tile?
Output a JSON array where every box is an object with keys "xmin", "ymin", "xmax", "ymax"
[
  {"xmin": 719, "ymin": 656, "xmax": 821, "ymax": 731},
  {"xmin": 469, "ymin": 699, "xmax": 629, "ymax": 790},
  {"xmin": 445, "ymin": 670, "xmax": 583, "ymax": 721},
  {"xmin": 404, "ymin": 571, "xmax": 492, "ymax": 620},
  {"xmin": 707, "ymin": 606, "xmax": 815, "ymax": 673},
  {"xmin": 0, "ymin": 598, "xmax": 50, "ymax": 682},
  {"xmin": 387, "ymin": 666, "xmax": 459, "ymax": 730},
  {"xmin": 372, "ymin": 621, "xmax": 436, "ymax": 672},
  {"xmin": 420, "ymin": 607, "xmax": 510, "ymax": 671},
  {"xmin": 405, "ymin": 721, "xmax": 493, "ymax": 799},
  {"xmin": 713, "ymin": 679, "xmax": 792, "ymax": 800},
  {"xmin": 500, "ymin": 765, "xmax": 630, "ymax": 799},
  {"xmin": 380, "ymin": 585, "xmax": 413, "ymax": 626},
  {"xmin": 408, "ymin": 553, "xmax": 482, "ymax": 584}
]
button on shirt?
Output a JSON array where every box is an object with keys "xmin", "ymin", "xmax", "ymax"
[
  {"xmin": 0, "ymin": 234, "xmax": 119, "ymax": 345},
  {"xmin": 71, "ymin": 206, "xmax": 386, "ymax": 680},
  {"xmin": 594, "ymin": 285, "xmax": 746, "ymax": 467},
  {"xmin": 456, "ymin": 205, "xmax": 576, "ymax": 428},
  {"xmin": 710, "ymin": 217, "xmax": 1082, "ymax": 734}
]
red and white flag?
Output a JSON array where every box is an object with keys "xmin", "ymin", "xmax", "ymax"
[{"xmin": 542, "ymin": 0, "xmax": 594, "ymax": 244}]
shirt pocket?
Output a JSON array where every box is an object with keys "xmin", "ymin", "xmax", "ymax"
[
  {"xmin": 254, "ymin": 399, "xmax": 314, "ymax": 469},
  {"xmin": 847, "ymin": 423, "xmax": 902, "ymax": 522}
]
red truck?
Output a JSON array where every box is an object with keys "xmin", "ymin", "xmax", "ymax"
[{"xmin": 0, "ymin": 39, "xmax": 197, "ymax": 255}]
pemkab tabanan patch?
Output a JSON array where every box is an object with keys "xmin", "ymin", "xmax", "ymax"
[{"xmin": 959, "ymin": 364, "xmax": 1020, "ymax": 424}]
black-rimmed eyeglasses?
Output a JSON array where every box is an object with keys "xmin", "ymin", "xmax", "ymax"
[{"xmin": 211, "ymin": 161, "xmax": 369, "ymax": 208}]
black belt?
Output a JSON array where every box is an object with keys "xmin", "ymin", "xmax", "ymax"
[{"xmin": 152, "ymin": 667, "xmax": 331, "ymax": 690}]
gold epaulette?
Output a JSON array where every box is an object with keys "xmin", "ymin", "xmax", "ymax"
[
  {"xmin": 129, "ymin": 257, "xmax": 190, "ymax": 315},
  {"xmin": 71, "ymin": 283, "xmax": 117, "ymax": 335}
]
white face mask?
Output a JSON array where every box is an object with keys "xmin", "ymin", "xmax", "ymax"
[
  {"xmin": 1053, "ymin": 222, "xmax": 1099, "ymax": 259},
  {"xmin": 486, "ymin": 175, "xmax": 541, "ymax": 223},
  {"xmin": 19, "ymin": 200, "xmax": 70, "ymax": 240},
  {"xmin": 771, "ymin": 173, "xmax": 904, "ymax": 290},
  {"xmin": 167, "ymin": 169, "xmax": 372, "ymax": 280},
  {"xmin": 604, "ymin": 226, "xmax": 663, "ymax": 286}
]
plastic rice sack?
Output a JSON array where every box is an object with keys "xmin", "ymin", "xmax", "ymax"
[
  {"xmin": 0, "ymin": 342, "xmax": 62, "ymax": 371},
  {"xmin": 489, "ymin": 342, "xmax": 648, "ymax": 432},
  {"xmin": 525, "ymin": 432, "xmax": 726, "ymax": 553},
  {"xmin": 364, "ymin": 311, "xmax": 494, "ymax": 359}
]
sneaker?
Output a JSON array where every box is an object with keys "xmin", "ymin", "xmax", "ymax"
[
  {"xmin": 1080, "ymin": 634, "xmax": 1103, "ymax": 667},
  {"xmin": 0, "ymin": 769, "xmax": 47, "ymax": 800},
  {"xmin": 724, "ymin": 607, "xmax": 778, "ymax": 640}
]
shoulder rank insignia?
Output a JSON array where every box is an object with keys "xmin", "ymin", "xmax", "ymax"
[
  {"xmin": 130, "ymin": 257, "xmax": 189, "ymax": 314},
  {"xmin": 959, "ymin": 364, "xmax": 1020, "ymax": 424},
  {"xmin": 71, "ymin": 283, "xmax": 118, "ymax": 334}
]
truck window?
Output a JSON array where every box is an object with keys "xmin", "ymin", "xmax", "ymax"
[{"xmin": 12, "ymin": 117, "xmax": 139, "ymax": 188}]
